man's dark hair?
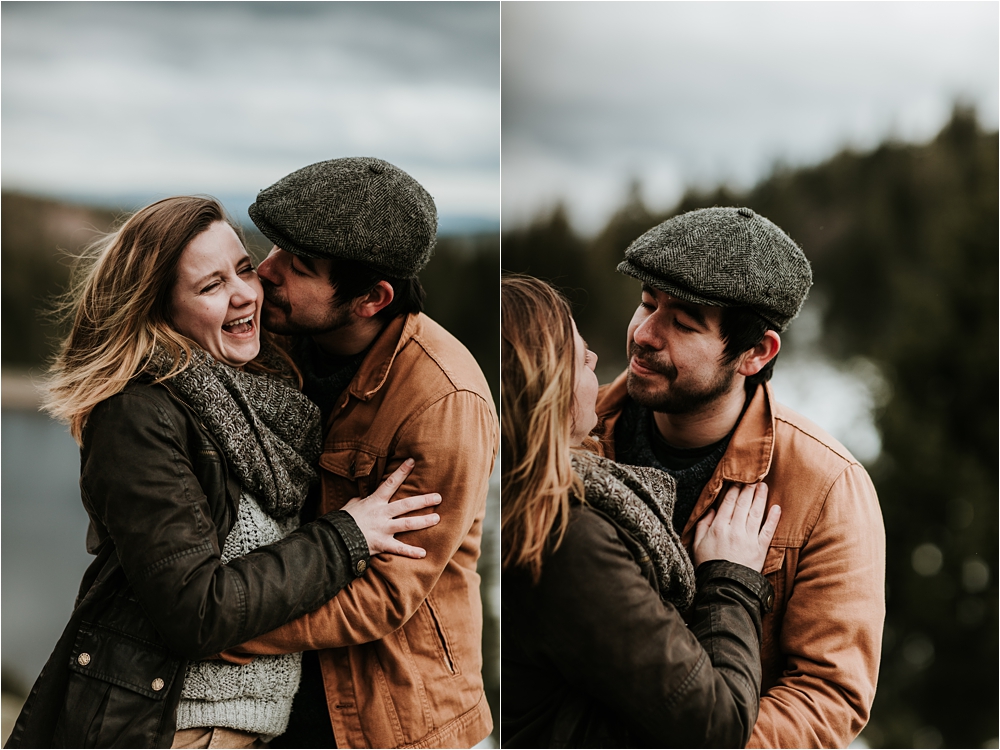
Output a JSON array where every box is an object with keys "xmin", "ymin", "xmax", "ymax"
[
  {"xmin": 327, "ymin": 257, "xmax": 426, "ymax": 320},
  {"xmin": 719, "ymin": 307, "xmax": 779, "ymax": 389}
]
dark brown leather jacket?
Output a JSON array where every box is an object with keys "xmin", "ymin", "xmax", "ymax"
[
  {"xmin": 502, "ymin": 503, "xmax": 773, "ymax": 749},
  {"xmin": 6, "ymin": 381, "xmax": 369, "ymax": 749}
]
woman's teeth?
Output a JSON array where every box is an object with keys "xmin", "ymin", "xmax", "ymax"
[{"xmin": 222, "ymin": 315, "xmax": 254, "ymax": 334}]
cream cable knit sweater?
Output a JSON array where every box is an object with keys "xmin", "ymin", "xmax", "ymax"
[{"xmin": 175, "ymin": 491, "xmax": 302, "ymax": 740}]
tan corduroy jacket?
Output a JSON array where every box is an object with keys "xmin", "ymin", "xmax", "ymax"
[
  {"xmin": 236, "ymin": 313, "xmax": 499, "ymax": 748},
  {"xmin": 596, "ymin": 373, "xmax": 886, "ymax": 749}
]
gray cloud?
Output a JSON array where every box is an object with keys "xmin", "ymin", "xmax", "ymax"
[
  {"xmin": 502, "ymin": 2, "xmax": 998, "ymax": 232},
  {"xmin": 2, "ymin": 2, "xmax": 499, "ymax": 222}
]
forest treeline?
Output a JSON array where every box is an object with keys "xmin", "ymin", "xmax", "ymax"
[{"xmin": 501, "ymin": 107, "xmax": 998, "ymax": 749}]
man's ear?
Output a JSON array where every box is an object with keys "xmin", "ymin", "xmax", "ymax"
[
  {"xmin": 352, "ymin": 280, "xmax": 394, "ymax": 319},
  {"xmin": 738, "ymin": 330, "xmax": 781, "ymax": 377}
]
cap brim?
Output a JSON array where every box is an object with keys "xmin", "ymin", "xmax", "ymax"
[
  {"xmin": 616, "ymin": 259, "xmax": 730, "ymax": 308},
  {"xmin": 618, "ymin": 259, "xmax": 794, "ymax": 330}
]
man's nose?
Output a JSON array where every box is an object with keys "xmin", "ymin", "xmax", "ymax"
[
  {"xmin": 256, "ymin": 248, "xmax": 281, "ymax": 284},
  {"xmin": 632, "ymin": 315, "xmax": 663, "ymax": 350}
]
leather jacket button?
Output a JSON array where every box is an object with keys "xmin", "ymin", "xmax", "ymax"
[
  {"xmin": 151, "ymin": 678, "xmax": 165, "ymax": 692},
  {"xmin": 77, "ymin": 652, "xmax": 91, "ymax": 666},
  {"xmin": 356, "ymin": 559, "xmax": 368, "ymax": 575},
  {"xmin": 765, "ymin": 593, "xmax": 775, "ymax": 609}
]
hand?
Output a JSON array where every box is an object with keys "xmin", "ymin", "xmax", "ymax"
[
  {"xmin": 342, "ymin": 458, "xmax": 442, "ymax": 559},
  {"xmin": 692, "ymin": 482, "xmax": 781, "ymax": 571}
]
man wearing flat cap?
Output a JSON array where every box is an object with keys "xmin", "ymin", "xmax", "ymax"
[
  {"xmin": 595, "ymin": 207, "xmax": 886, "ymax": 748},
  {"xmin": 221, "ymin": 157, "xmax": 497, "ymax": 748}
]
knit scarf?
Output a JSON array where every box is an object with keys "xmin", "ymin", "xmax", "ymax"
[
  {"xmin": 147, "ymin": 345, "xmax": 321, "ymax": 519},
  {"xmin": 571, "ymin": 451, "xmax": 695, "ymax": 611}
]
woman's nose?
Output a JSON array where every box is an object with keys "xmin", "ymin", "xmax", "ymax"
[{"xmin": 232, "ymin": 276, "xmax": 259, "ymax": 307}]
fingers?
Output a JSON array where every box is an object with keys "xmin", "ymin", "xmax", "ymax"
[
  {"xmin": 371, "ymin": 458, "xmax": 416, "ymax": 501},
  {"xmin": 746, "ymin": 483, "xmax": 768, "ymax": 530},
  {"xmin": 758, "ymin": 504, "xmax": 781, "ymax": 547},
  {"xmin": 715, "ymin": 484, "xmax": 740, "ymax": 525},
  {"xmin": 730, "ymin": 482, "xmax": 757, "ymax": 527},
  {"xmin": 386, "ymin": 541, "xmax": 428, "ymax": 559},
  {"xmin": 390, "ymin": 512, "xmax": 441, "ymax": 534},
  {"xmin": 388, "ymin": 493, "xmax": 442, "ymax": 517},
  {"xmin": 694, "ymin": 508, "xmax": 716, "ymax": 548}
]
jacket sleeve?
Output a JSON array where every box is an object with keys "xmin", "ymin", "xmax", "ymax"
[
  {"xmin": 749, "ymin": 463, "xmax": 886, "ymax": 748},
  {"xmin": 527, "ymin": 510, "xmax": 770, "ymax": 748},
  {"xmin": 232, "ymin": 389, "xmax": 498, "ymax": 651},
  {"xmin": 81, "ymin": 389, "xmax": 369, "ymax": 661}
]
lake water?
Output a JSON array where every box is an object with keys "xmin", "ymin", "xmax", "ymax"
[{"xmin": 0, "ymin": 408, "xmax": 502, "ymax": 704}]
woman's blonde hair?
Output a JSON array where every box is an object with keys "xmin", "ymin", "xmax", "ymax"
[
  {"xmin": 501, "ymin": 275, "xmax": 585, "ymax": 583},
  {"xmin": 44, "ymin": 196, "xmax": 294, "ymax": 444}
]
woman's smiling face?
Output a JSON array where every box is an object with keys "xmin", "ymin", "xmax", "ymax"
[{"xmin": 170, "ymin": 221, "xmax": 263, "ymax": 367}]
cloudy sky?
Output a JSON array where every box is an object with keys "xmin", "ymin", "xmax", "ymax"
[
  {"xmin": 2, "ymin": 2, "xmax": 500, "ymax": 232},
  {"xmin": 503, "ymin": 2, "xmax": 999, "ymax": 233}
]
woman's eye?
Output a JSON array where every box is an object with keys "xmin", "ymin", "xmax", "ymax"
[
  {"xmin": 201, "ymin": 280, "xmax": 222, "ymax": 293},
  {"xmin": 239, "ymin": 265, "xmax": 256, "ymax": 276}
]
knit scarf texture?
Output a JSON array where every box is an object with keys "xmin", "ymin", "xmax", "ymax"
[
  {"xmin": 615, "ymin": 397, "xmax": 731, "ymax": 534},
  {"xmin": 148, "ymin": 345, "xmax": 321, "ymax": 519},
  {"xmin": 571, "ymin": 451, "xmax": 695, "ymax": 611}
]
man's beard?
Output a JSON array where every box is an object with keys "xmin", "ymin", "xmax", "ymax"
[
  {"xmin": 626, "ymin": 342, "xmax": 739, "ymax": 414},
  {"xmin": 260, "ymin": 280, "xmax": 352, "ymax": 336}
]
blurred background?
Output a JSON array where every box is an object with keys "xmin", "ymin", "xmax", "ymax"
[
  {"xmin": 1, "ymin": 2, "xmax": 499, "ymax": 745},
  {"xmin": 501, "ymin": 3, "xmax": 997, "ymax": 749}
]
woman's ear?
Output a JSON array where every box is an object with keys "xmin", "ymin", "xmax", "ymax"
[
  {"xmin": 738, "ymin": 330, "xmax": 781, "ymax": 377},
  {"xmin": 352, "ymin": 281, "xmax": 395, "ymax": 319}
]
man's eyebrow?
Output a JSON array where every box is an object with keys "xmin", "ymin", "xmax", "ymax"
[
  {"xmin": 641, "ymin": 283, "xmax": 708, "ymax": 327},
  {"xmin": 673, "ymin": 301, "xmax": 708, "ymax": 328}
]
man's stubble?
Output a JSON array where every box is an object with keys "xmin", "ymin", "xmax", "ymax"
[
  {"xmin": 260, "ymin": 279, "xmax": 352, "ymax": 337},
  {"xmin": 626, "ymin": 341, "xmax": 740, "ymax": 415}
]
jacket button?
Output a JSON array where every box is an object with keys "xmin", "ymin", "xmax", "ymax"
[
  {"xmin": 151, "ymin": 678, "xmax": 165, "ymax": 692},
  {"xmin": 77, "ymin": 652, "xmax": 91, "ymax": 666},
  {"xmin": 765, "ymin": 593, "xmax": 775, "ymax": 609},
  {"xmin": 356, "ymin": 559, "xmax": 368, "ymax": 575}
]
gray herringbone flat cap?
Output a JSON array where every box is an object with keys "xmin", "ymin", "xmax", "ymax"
[
  {"xmin": 617, "ymin": 207, "xmax": 812, "ymax": 330},
  {"xmin": 248, "ymin": 157, "xmax": 437, "ymax": 277}
]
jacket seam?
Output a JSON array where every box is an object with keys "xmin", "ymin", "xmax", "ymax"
[
  {"xmin": 774, "ymin": 412, "xmax": 859, "ymax": 467},
  {"xmin": 663, "ymin": 650, "xmax": 709, "ymax": 710},
  {"xmin": 133, "ymin": 542, "xmax": 215, "ymax": 582},
  {"xmin": 800, "ymin": 462, "xmax": 857, "ymax": 546},
  {"xmin": 400, "ymin": 691, "xmax": 491, "ymax": 749},
  {"xmin": 392, "ymin": 388, "xmax": 494, "ymax": 455}
]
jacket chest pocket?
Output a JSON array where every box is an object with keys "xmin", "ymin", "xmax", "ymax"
[{"xmin": 319, "ymin": 449, "xmax": 382, "ymax": 508}]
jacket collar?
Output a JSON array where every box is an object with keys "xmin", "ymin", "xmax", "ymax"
[
  {"xmin": 717, "ymin": 381, "xmax": 775, "ymax": 484},
  {"xmin": 595, "ymin": 369, "xmax": 776, "ymax": 482},
  {"xmin": 347, "ymin": 312, "xmax": 418, "ymax": 402}
]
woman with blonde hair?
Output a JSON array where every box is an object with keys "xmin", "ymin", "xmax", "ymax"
[
  {"xmin": 501, "ymin": 275, "xmax": 780, "ymax": 748},
  {"xmin": 7, "ymin": 196, "xmax": 440, "ymax": 749}
]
